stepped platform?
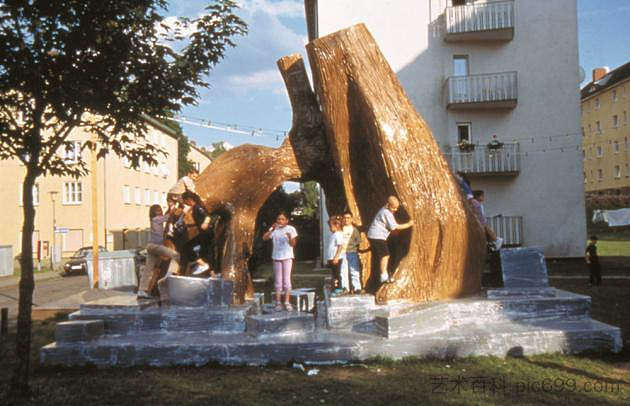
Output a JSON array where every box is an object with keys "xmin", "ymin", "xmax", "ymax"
[
  {"xmin": 40, "ymin": 253, "xmax": 622, "ymax": 367},
  {"xmin": 40, "ymin": 288, "xmax": 621, "ymax": 367}
]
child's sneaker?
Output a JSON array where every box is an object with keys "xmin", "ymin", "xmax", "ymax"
[
  {"xmin": 274, "ymin": 302, "xmax": 284, "ymax": 312},
  {"xmin": 284, "ymin": 302, "xmax": 293, "ymax": 312}
]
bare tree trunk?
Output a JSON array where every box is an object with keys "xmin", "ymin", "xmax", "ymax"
[
  {"xmin": 306, "ymin": 24, "xmax": 486, "ymax": 303},
  {"xmin": 12, "ymin": 167, "xmax": 38, "ymax": 394}
]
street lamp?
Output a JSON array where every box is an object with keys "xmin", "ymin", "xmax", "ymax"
[{"xmin": 49, "ymin": 191, "xmax": 58, "ymax": 268}]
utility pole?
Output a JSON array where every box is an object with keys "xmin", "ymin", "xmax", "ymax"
[
  {"xmin": 91, "ymin": 135, "xmax": 99, "ymax": 288},
  {"xmin": 49, "ymin": 191, "xmax": 58, "ymax": 269}
]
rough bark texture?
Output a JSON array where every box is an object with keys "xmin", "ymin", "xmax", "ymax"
[
  {"xmin": 306, "ymin": 24, "xmax": 486, "ymax": 302},
  {"xmin": 195, "ymin": 54, "xmax": 344, "ymax": 304},
  {"xmin": 196, "ymin": 25, "xmax": 485, "ymax": 304}
]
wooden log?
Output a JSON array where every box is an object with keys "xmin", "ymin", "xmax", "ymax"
[{"xmin": 306, "ymin": 24, "xmax": 486, "ymax": 303}]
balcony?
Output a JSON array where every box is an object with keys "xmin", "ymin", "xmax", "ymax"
[
  {"xmin": 486, "ymin": 215, "xmax": 523, "ymax": 246},
  {"xmin": 446, "ymin": 71, "xmax": 517, "ymax": 109},
  {"xmin": 445, "ymin": 0, "xmax": 514, "ymax": 42},
  {"xmin": 445, "ymin": 142, "xmax": 520, "ymax": 176}
]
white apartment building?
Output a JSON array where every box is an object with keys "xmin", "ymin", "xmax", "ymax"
[{"xmin": 306, "ymin": 0, "xmax": 586, "ymax": 257}]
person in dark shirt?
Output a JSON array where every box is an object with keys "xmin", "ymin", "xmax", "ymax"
[
  {"xmin": 585, "ymin": 235, "xmax": 601, "ymax": 286},
  {"xmin": 182, "ymin": 191, "xmax": 213, "ymax": 276}
]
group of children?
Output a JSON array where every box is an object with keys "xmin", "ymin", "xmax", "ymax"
[
  {"xmin": 137, "ymin": 168, "xmax": 215, "ymax": 299},
  {"xmin": 326, "ymin": 211, "xmax": 364, "ymax": 296}
]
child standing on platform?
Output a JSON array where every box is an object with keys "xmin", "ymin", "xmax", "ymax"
[
  {"xmin": 327, "ymin": 217, "xmax": 346, "ymax": 296},
  {"xmin": 263, "ymin": 212, "xmax": 298, "ymax": 311}
]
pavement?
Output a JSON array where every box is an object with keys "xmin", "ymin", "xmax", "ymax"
[
  {"xmin": 0, "ymin": 270, "xmax": 63, "ymax": 289},
  {"xmin": 0, "ymin": 273, "xmax": 90, "ymax": 321}
]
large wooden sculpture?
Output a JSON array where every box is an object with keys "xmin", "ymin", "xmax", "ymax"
[{"xmin": 196, "ymin": 24, "xmax": 485, "ymax": 304}]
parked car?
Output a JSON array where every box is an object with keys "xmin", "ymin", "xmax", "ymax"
[{"xmin": 62, "ymin": 246, "xmax": 107, "ymax": 275}]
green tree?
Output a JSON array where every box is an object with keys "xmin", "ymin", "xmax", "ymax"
[
  {"xmin": 0, "ymin": 0, "xmax": 246, "ymax": 393},
  {"xmin": 301, "ymin": 181, "xmax": 320, "ymax": 219},
  {"xmin": 209, "ymin": 141, "xmax": 228, "ymax": 159}
]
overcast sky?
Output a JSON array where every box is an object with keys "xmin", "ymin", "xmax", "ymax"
[{"xmin": 168, "ymin": 0, "xmax": 630, "ymax": 150}]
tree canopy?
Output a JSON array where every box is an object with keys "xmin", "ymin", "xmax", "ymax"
[
  {"xmin": 0, "ymin": 0, "xmax": 246, "ymax": 175},
  {"xmin": 0, "ymin": 0, "xmax": 246, "ymax": 394}
]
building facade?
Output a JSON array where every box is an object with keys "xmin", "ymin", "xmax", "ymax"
[
  {"xmin": 581, "ymin": 62, "xmax": 630, "ymax": 205},
  {"xmin": 0, "ymin": 116, "xmax": 179, "ymax": 261},
  {"xmin": 307, "ymin": 0, "xmax": 586, "ymax": 257}
]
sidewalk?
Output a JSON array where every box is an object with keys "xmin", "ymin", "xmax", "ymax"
[{"xmin": 0, "ymin": 271, "xmax": 63, "ymax": 289}]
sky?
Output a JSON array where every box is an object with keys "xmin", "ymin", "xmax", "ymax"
[{"xmin": 168, "ymin": 0, "xmax": 630, "ymax": 150}]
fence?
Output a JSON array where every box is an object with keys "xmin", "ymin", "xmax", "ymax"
[
  {"xmin": 486, "ymin": 215, "xmax": 523, "ymax": 246},
  {"xmin": 446, "ymin": 0, "xmax": 514, "ymax": 35},
  {"xmin": 447, "ymin": 71, "xmax": 517, "ymax": 106},
  {"xmin": 446, "ymin": 143, "xmax": 520, "ymax": 175},
  {"xmin": 86, "ymin": 250, "xmax": 139, "ymax": 289}
]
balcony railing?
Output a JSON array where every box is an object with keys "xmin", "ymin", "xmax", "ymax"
[
  {"xmin": 446, "ymin": 71, "xmax": 517, "ymax": 109},
  {"xmin": 486, "ymin": 215, "xmax": 523, "ymax": 246},
  {"xmin": 445, "ymin": 142, "xmax": 520, "ymax": 176},
  {"xmin": 445, "ymin": 0, "xmax": 514, "ymax": 42}
]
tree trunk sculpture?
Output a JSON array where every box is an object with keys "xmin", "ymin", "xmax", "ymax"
[
  {"xmin": 306, "ymin": 24, "xmax": 485, "ymax": 302},
  {"xmin": 196, "ymin": 24, "xmax": 485, "ymax": 304},
  {"xmin": 195, "ymin": 54, "xmax": 345, "ymax": 304}
]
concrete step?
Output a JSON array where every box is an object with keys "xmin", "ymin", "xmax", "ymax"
[
  {"xmin": 69, "ymin": 304, "xmax": 254, "ymax": 335},
  {"xmin": 323, "ymin": 294, "xmax": 380, "ymax": 330},
  {"xmin": 375, "ymin": 290, "xmax": 592, "ymax": 339},
  {"xmin": 40, "ymin": 319, "xmax": 622, "ymax": 367},
  {"xmin": 158, "ymin": 275, "xmax": 233, "ymax": 307},
  {"xmin": 246, "ymin": 312, "xmax": 315, "ymax": 337},
  {"xmin": 55, "ymin": 320, "xmax": 104, "ymax": 343}
]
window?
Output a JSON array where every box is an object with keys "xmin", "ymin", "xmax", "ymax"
[
  {"xmin": 145, "ymin": 189, "xmax": 151, "ymax": 206},
  {"xmin": 612, "ymin": 89, "xmax": 617, "ymax": 103},
  {"xmin": 452, "ymin": 0, "xmax": 467, "ymax": 6},
  {"xmin": 597, "ymin": 169, "xmax": 603, "ymax": 181},
  {"xmin": 625, "ymin": 137, "xmax": 629, "ymax": 151},
  {"xmin": 582, "ymin": 149, "xmax": 586, "ymax": 160},
  {"xmin": 581, "ymin": 127, "xmax": 585, "ymax": 137},
  {"xmin": 614, "ymin": 141, "xmax": 620, "ymax": 153},
  {"xmin": 161, "ymin": 192, "xmax": 167, "ymax": 204},
  {"xmin": 596, "ymin": 121, "xmax": 601, "ymax": 134},
  {"xmin": 626, "ymin": 163, "xmax": 630, "ymax": 177},
  {"xmin": 456, "ymin": 122, "xmax": 472, "ymax": 143},
  {"xmin": 63, "ymin": 182, "xmax": 82, "ymax": 204},
  {"xmin": 123, "ymin": 185, "xmax": 130, "ymax": 204},
  {"xmin": 612, "ymin": 115, "xmax": 619, "ymax": 128},
  {"xmin": 588, "ymin": 124, "xmax": 592, "ymax": 134},
  {"xmin": 453, "ymin": 55, "xmax": 469, "ymax": 76},
  {"xmin": 134, "ymin": 187, "xmax": 141, "ymax": 205},
  {"xmin": 624, "ymin": 111, "xmax": 628, "ymax": 125},
  {"xmin": 153, "ymin": 190, "xmax": 159, "ymax": 205},
  {"xmin": 590, "ymin": 170, "xmax": 594, "ymax": 182},
  {"xmin": 594, "ymin": 98, "xmax": 600, "ymax": 110},
  {"xmin": 614, "ymin": 166, "xmax": 621, "ymax": 178},
  {"xmin": 583, "ymin": 172, "xmax": 587, "ymax": 183},
  {"xmin": 19, "ymin": 184, "xmax": 39, "ymax": 206},
  {"xmin": 596, "ymin": 145, "xmax": 603, "ymax": 157},
  {"xmin": 62, "ymin": 141, "xmax": 82, "ymax": 163}
]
